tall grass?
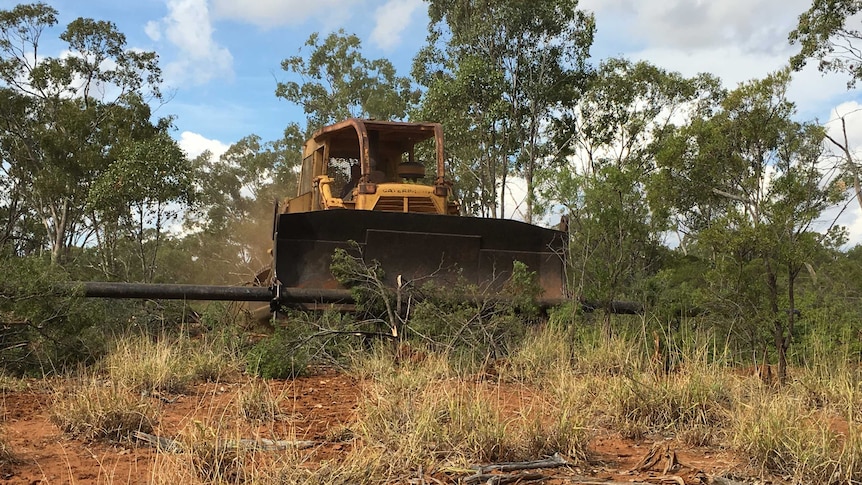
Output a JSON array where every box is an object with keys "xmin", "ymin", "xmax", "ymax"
[
  {"xmin": 352, "ymin": 346, "xmax": 591, "ymax": 469},
  {"xmin": 102, "ymin": 333, "xmax": 241, "ymax": 393},
  {"xmin": 731, "ymin": 385, "xmax": 862, "ymax": 483}
]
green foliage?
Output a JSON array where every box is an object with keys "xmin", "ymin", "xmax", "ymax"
[
  {"xmin": 789, "ymin": 0, "xmax": 862, "ymax": 86},
  {"xmin": 415, "ymin": 0, "xmax": 595, "ymax": 219},
  {"xmin": 246, "ymin": 326, "xmax": 309, "ymax": 379},
  {"xmin": 0, "ymin": 3, "xmax": 163, "ymax": 264},
  {"xmin": 330, "ymin": 246, "xmax": 390, "ymax": 314},
  {"xmin": 564, "ymin": 165, "xmax": 664, "ymax": 304},
  {"xmin": 654, "ymin": 70, "xmax": 847, "ymax": 379},
  {"xmin": 332, "ymin": 245, "xmax": 544, "ymax": 363},
  {"xmin": 543, "ymin": 59, "xmax": 718, "ymax": 321},
  {"xmin": 0, "ymin": 256, "xmax": 119, "ymax": 373},
  {"xmin": 277, "ymin": 30, "xmax": 418, "ymax": 132},
  {"xmin": 88, "ymin": 131, "xmax": 193, "ymax": 282},
  {"xmin": 406, "ymin": 265, "xmax": 542, "ymax": 363}
]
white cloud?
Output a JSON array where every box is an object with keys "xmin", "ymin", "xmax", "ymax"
[
  {"xmin": 578, "ymin": 0, "xmax": 862, "ymax": 118},
  {"xmin": 144, "ymin": 20, "xmax": 161, "ymax": 42},
  {"xmin": 211, "ymin": 0, "xmax": 359, "ymax": 29},
  {"xmin": 582, "ymin": 0, "xmax": 809, "ymax": 55},
  {"xmin": 147, "ymin": 0, "xmax": 233, "ymax": 86},
  {"xmin": 178, "ymin": 131, "xmax": 230, "ymax": 160},
  {"xmin": 370, "ymin": 0, "xmax": 424, "ymax": 50},
  {"xmin": 627, "ymin": 45, "xmax": 785, "ymax": 87}
]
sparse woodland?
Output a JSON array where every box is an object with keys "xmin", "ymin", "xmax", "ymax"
[{"xmin": 1, "ymin": 2, "xmax": 862, "ymax": 484}]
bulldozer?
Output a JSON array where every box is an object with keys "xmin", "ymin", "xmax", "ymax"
[
  {"xmin": 78, "ymin": 119, "xmax": 570, "ymax": 312},
  {"xmin": 265, "ymin": 118, "xmax": 567, "ymax": 304}
]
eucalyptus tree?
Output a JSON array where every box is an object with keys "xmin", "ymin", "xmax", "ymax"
[
  {"xmin": 0, "ymin": 3, "xmax": 163, "ymax": 264},
  {"xmin": 790, "ymin": 0, "xmax": 862, "ymax": 211},
  {"xmin": 87, "ymin": 130, "xmax": 192, "ymax": 282},
  {"xmin": 655, "ymin": 70, "xmax": 846, "ymax": 381},
  {"xmin": 541, "ymin": 59, "xmax": 720, "ymax": 330},
  {"xmin": 413, "ymin": 0, "xmax": 594, "ymax": 220},
  {"xmin": 276, "ymin": 30, "xmax": 418, "ymax": 134}
]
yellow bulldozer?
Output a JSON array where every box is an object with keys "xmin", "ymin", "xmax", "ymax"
[{"xmin": 267, "ymin": 118, "xmax": 567, "ymax": 303}]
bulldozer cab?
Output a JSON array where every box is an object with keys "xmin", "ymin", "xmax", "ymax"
[{"xmin": 290, "ymin": 119, "xmax": 456, "ymax": 214}]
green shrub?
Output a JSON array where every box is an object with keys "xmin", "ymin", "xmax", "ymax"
[
  {"xmin": 246, "ymin": 326, "xmax": 309, "ymax": 379},
  {"xmin": 0, "ymin": 257, "xmax": 119, "ymax": 374}
]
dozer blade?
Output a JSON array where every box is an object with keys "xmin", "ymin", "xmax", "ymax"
[{"xmin": 273, "ymin": 211, "xmax": 567, "ymax": 299}]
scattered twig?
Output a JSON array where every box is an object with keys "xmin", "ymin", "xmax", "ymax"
[
  {"xmin": 133, "ymin": 431, "xmax": 181, "ymax": 452},
  {"xmin": 535, "ymin": 478, "xmax": 656, "ymax": 485},
  {"xmin": 646, "ymin": 475, "xmax": 686, "ymax": 485}
]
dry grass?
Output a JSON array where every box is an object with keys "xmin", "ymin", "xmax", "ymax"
[
  {"xmin": 236, "ymin": 379, "xmax": 284, "ymax": 423},
  {"xmin": 0, "ymin": 431, "xmax": 13, "ymax": 466},
  {"xmin": 25, "ymin": 321, "xmax": 862, "ymax": 483},
  {"xmin": 353, "ymin": 349, "xmax": 591, "ymax": 469},
  {"xmin": 49, "ymin": 375, "xmax": 159, "ymax": 442},
  {"xmin": 102, "ymin": 333, "xmax": 241, "ymax": 394},
  {"xmin": 504, "ymin": 323, "xmax": 862, "ymax": 483}
]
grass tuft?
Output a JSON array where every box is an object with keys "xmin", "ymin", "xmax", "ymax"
[
  {"xmin": 103, "ymin": 333, "xmax": 240, "ymax": 394},
  {"xmin": 237, "ymin": 379, "xmax": 283, "ymax": 422},
  {"xmin": 50, "ymin": 376, "xmax": 158, "ymax": 442}
]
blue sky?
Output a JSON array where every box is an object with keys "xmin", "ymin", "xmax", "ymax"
[{"xmin": 6, "ymin": 0, "xmax": 862, "ymax": 241}]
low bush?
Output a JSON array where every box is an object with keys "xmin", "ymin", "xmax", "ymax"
[{"xmin": 246, "ymin": 326, "xmax": 309, "ymax": 379}]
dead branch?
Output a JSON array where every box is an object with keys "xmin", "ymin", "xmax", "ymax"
[
  {"xmin": 471, "ymin": 452, "xmax": 569, "ymax": 473},
  {"xmin": 629, "ymin": 444, "xmax": 692, "ymax": 474},
  {"xmin": 462, "ymin": 472, "xmax": 545, "ymax": 484},
  {"xmin": 133, "ymin": 431, "xmax": 317, "ymax": 452}
]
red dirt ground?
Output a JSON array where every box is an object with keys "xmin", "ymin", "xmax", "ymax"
[{"xmin": 0, "ymin": 369, "xmax": 770, "ymax": 484}]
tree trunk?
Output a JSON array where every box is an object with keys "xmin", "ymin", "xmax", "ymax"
[
  {"xmin": 765, "ymin": 260, "xmax": 786, "ymax": 384},
  {"xmin": 48, "ymin": 199, "xmax": 69, "ymax": 265}
]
